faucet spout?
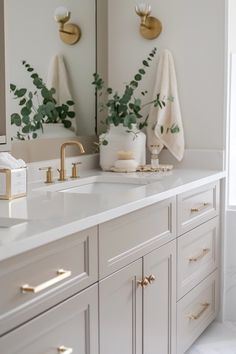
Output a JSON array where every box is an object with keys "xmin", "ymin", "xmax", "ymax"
[{"xmin": 59, "ymin": 140, "xmax": 85, "ymax": 181}]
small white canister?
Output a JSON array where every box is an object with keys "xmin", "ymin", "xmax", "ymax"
[{"xmin": 0, "ymin": 167, "xmax": 27, "ymax": 200}]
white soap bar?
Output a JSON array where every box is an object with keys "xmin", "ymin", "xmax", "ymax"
[{"xmin": 114, "ymin": 159, "xmax": 138, "ymax": 172}]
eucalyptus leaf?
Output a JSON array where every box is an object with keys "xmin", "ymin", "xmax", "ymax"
[
  {"xmin": 139, "ymin": 69, "xmax": 145, "ymax": 75},
  {"xmin": 19, "ymin": 99, "xmax": 26, "ymax": 106},
  {"xmin": 63, "ymin": 120, "xmax": 72, "ymax": 128},
  {"xmin": 15, "ymin": 88, "xmax": 27, "ymax": 98},
  {"xmin": 102, "ymin": 139, "xmax": 108, "ymax": 146},
  {"xmin": 22, "ymin": 125, "xmax": 30, "ymax": 134},
  {"xmin": 10, "ymin": 84, "xmax": 16, "ymax": 91},
  {"xmin": 11, "ymin": 113, "xmax": 21, "ymax": 126},
  {"xmin": 21, "ymin": 107, "xmax": 31, "ymax": 116},
  {"xmin": 67, "ymin": 111, "xmax": 75, "ymax": 118},
  {"xmin": 22, "ymin": 116, "xmax": 30, "ymax": 125},
  {"xmin": 135, "ymin": 74, "xmax": 142, "ymax": 81}
]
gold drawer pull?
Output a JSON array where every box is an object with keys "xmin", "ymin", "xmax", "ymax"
[
  {"xmin": 21, "ymin": 269, "xmax": 72, "ymax": 294},
  {"xmin": 188, "ymin": 302, "xmax": 210, "ymax": 320},
  {"xmin": 191, "ymin": 202, "xmax": 210, "ymax": 213},
  {"xmin": 147, "ymin": 274, "xmax": 156, "ymax": 284},
  {"xmin": 58, "ymin": 346, "xmax": 73, "ymax": 354},
  {"xmin": 137, "ymin": 277, "xmax": 149, "ymax": 288},
  {"xmin": 189, "ymin": 248, "xmax": 210, "ymax": 262}
]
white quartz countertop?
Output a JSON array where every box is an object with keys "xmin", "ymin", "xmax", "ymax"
[{"xmin": 0, "ymin": 168, "xmax": 226, "ymax": 261}]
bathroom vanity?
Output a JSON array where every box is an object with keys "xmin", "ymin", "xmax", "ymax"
[{"xmin": 0, "ymin": 169, "xmax": 224, "ymax": 354}]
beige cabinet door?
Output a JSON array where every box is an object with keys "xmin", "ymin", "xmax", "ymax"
[
  {"xmin": 99, "ymin": 259, "xmax": 143, "ymax": 354},
  {"xmin": 143, "ymin": 240, "xmax": 177, "ymax": 354},
  {"xmin": 0, "ymin": 284, "xmax": 98, "ymax": 354}
]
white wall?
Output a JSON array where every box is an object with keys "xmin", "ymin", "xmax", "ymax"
[
  {"xmin": 108, "ymin": 0, "xmax": 226, "ymax": 150},
  {"xmin": 4, "ymin": 0, "xmax": 96, "ymax": 136},
  {"xmin": 228, "ymin": 0, "xmax": 236, "ymax": 52},
  {"xmin": 0, "ymin": 0, "xmax": 6, "ymax": 138},
  {"xmin": 225, "ymin": 0, "xmax": 236, "ymax": 322}
]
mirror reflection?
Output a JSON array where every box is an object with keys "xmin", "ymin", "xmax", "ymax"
[{"xmin": 4, "ymin": 0, "xmax": 97, "ymax": 142}]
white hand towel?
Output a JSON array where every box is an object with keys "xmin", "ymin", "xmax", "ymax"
[
  {"xmin": 0, "ymin": 153, "xmax": 26, "ymax": 169},
  {"xmin": 47, "ymin": 55, "xmax": 77, "ymax": 132},
  {"xmin": 147, "ymin": 49, "xmax": 185, "ymax": 161}
]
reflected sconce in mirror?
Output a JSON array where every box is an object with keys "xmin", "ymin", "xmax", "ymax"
[
  {"xmin": 54, "ymin": 7, "xmax": 81, "ymax": 45},
  {"xmin": 135, "ymin": 3, "xmax": 162, "ymax": 40}
]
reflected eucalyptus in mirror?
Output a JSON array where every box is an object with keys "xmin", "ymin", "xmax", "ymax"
[
  {"xmin": 10, "ymin": 61, "xmax": 75, "ymax": 140},
  {"xmin": 5, "ymin": 0, "xmax": 97, "ymax": 149}
]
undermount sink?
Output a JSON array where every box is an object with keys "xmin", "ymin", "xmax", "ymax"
[
  {"xmin": 59, "ymin": 176, "xmax": 149, "ymax": 195},
  {"xmin": 32, "ymin": 174, "xmax": 161, "ymax": 195}
]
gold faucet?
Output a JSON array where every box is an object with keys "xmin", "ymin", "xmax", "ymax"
[{"xmin": 58, "ymin": 140, "xmax": 85, "ymax": 181}]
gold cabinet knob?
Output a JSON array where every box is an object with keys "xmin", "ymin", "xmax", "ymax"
[
  {"xmin": 58, "ymin": 346, "xmax": 73, "ymax": 354},
  {"xmin": 71, "ymin": 162, "xmax": 82, "ymax": 179},
  {"xmin": 39, "ymin": 166, "xmax": 54, "ymax": 184},
  {"xmin": 137, "ymin": 277, "xmax": 149, "ymax": 288},
  {"xmin": 147, "ymin": 274, "xmax": 156, "ymax": 284}
]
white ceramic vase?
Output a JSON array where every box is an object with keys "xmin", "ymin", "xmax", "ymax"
[
  {"xmin": 99, "ymin": 124, "xmax": 146, "ymax": 171},
  {"xmin": 38, "ymin": 123, "xmax": 76, "ymax": 139}
]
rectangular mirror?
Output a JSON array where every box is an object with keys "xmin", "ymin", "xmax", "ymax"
[{"xmin": 0, "ymin": 0, "xmax": 108, "ymax": 161}]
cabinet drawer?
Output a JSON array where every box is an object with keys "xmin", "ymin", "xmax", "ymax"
[
  {"xmin": 177, "ymin": 218, "xmax": 219, "ymax": 300},
  {"xmin": 99, "ymin": 198, "xmax": 176, "ymax": 278},
  {"xmin": 177, "ymin": 182, "xmax": 219, "ymax": 236},
  {"xmin": 177, "ymin": 271, "xmax": 219, "ymax": 354},
  {"xmin": 0, "ymin": 284, "xmax": 98, "ymax": 354},
  {"xmin": 0, "ymin": 227, "xmax": 98, "ymax": 335}
]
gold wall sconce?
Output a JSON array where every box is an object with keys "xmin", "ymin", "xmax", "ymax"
[
  {"xmin": 54, "ymin": 7, "xmax": 81, "ymax": 45},
  {"xmin": 135, "ymin": 3, "xmax": 162, "ymax": 40}
]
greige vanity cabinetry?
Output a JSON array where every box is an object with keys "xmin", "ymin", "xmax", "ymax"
[
  {"xmin": 0, "ymin": 227, "xmax": 98, "ymax": 335},
  {"xmin": 99, "ymin": 241, "xmax": 176, "ymax": 354},
  {"xmin": 0, "ymin": 284, "xmax": 99, "ymax": 354},
  {"xmin": 0, "ymin": 180, "xmax": 221, "ymax": 354},
  {"xmin": 176, "ymin": 181, "xmax": 220, "ymax": 354}
]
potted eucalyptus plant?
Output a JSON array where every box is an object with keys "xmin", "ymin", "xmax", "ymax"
[
  {"xmin": 92, "ymin": 48, "xmax": 167, "ymax": 170},
  {"xmin": 10, "ymin": 61, "xmax": 76, "ymax": 140}
]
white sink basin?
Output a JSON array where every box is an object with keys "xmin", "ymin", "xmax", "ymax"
[
  {"xmin": 59, "ymin": 176, "xmax": 148, "ymax": 195},
  {"xmin": 32, "ymin": 175, "xmax": 161, "ymax": 195}
]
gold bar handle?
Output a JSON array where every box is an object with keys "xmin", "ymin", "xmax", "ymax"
[
  {"xmin": 21, "ymin": 269, "xmax": 72, "ymax": 294},
  {"xmin": 189, "ymin": 248, "xmax": 210, "ymax": 262},
  {"xmin": 58, "ymin": 346, "xmax": 73, "ymax": 354},
  {"xmin": 191, "ymin": 202, "xmax": 210, "ymax": 213},
  {"xmin": 188, "ymin": 303, "xmax": 210, "ymax": 320}
]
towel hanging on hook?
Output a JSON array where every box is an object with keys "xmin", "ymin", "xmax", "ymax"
[{"xmin": 147, "ymin": 49, "xmax": 185, "ymax": 161}]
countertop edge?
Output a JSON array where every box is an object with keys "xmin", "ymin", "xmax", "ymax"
[{"xmin": 0, "ymin": 170, "xmax": 226, "ymax": 262}]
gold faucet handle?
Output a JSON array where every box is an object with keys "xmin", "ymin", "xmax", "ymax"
[
  {"xmin": 39, "ymin": 167, "xmax": 54, "ymax": 184},
  {"xmin": 71, "ymin": 162, "xmax": 82, "ymax": 179}
]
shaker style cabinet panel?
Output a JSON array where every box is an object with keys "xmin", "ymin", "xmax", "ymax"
[
  {"xmin": 143, "ymin": 240, "xmax": 176, "ymax": 354},
  {"xmin": 0, "ymin": 227, "xmax": 98, "ymax": 335},
  {"xmin": 99, "ymin": 240, "xmax": 177, "ymax": 354},
  {"xmin": 99, "ymin": 259, "xmax": 143, "ymax": 354},
  {"xmin": 0, "ymin": 284, "xmax": 99, "ymax": 354},
  {"xmin": 99, "ymin": 197, "xmax": 176, "ymax": 278},
  {"xmin": 177, "ymin": 271, "xmax": 219, "ymax": 354},
  {"xmin": 177, "ymin": 217, "xmax": 219, "ymax": 300},
  {"xmin": 177, "ymin": 182, "xmax": 219, "ymax": 236}
]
